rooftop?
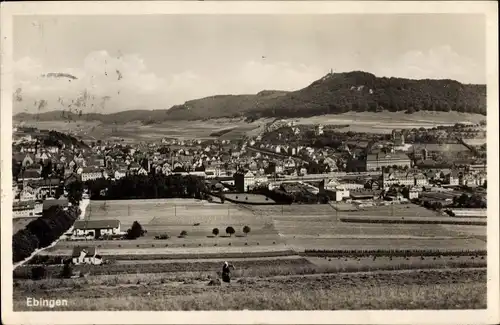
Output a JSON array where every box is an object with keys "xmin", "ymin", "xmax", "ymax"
[{"xmin": 73, "ymin": 219, "xmax": 120, "ymax": 230}]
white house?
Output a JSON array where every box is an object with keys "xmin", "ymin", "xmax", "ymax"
[
  {"xmin": 81, "ymin": 168, "xmax": 105, "ymax": 182},
  {"xmin": 114, "ymin": 169, "xmax": 127, "ymax": 180},
  {"xmin": 71, "ymin": 246, "xmax": 103, "ymax": 265},
  {"xmin": 332, "ymin": 186, "xmax": 350, "ymax": 201},
  {"xmin": 72, "ymin": 219, "xmax": 122, "ymax": 240},
  {"xmin": 445, "ymin": 171, "xmax": 460, "ymax": 186}
]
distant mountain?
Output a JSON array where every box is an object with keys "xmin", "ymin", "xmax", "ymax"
[{"xmin": 14, "ymin": 71, "xmax": 486, "ymax": 123}]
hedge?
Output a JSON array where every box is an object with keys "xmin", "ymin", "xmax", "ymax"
[
  {"xmin": 302, "ymin": 249, "xmax": 487, "ymax": 258},
  {"xmin": 26, "ymin": 250, "xmax": 298, "ymax": 265},
  {"xmin": 339, "ymin": 217, "xmax": 486, "ymax": 226}
]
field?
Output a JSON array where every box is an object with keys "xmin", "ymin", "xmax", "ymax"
[
  {"xmin": 16, "ymin": 199, "xmax": 487, "ymax": 310},
  {"xmin": 13, "ymin": 217, "xmax": 38, "ymax": 233},
  {"xmin": 21, "ymin": 111, "xmax": 486, "ymax": 142},
  {"xmin": 39, "ymin": 199, "xmax": 487, "ymax": 256},
  {"xmin": 13, "ymin": 268, "xmax": 486, "ymax": 310}
]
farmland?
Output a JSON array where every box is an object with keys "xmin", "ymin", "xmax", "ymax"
[
  {"xmin": 39, "ymin": 199, "xmax": 486, "ymax": 256},
  {"xmin": 19, "ymin": 111, "xmax": 486, "ymax": 143},
  {"xmin": 16, "ymin": 198, "xmax": 487, "ymax": 310}
]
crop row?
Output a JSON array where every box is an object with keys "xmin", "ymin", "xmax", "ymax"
[
  {"xmin": 303, "ymin": 249, "xmax": 487, "ymax": 257},
  {"xmin": 13, "ymin": 258, "xmax": 312, "ymax": 279},
  {"xmin": 29, "ymin": 250, "xmax": 298, "ymax": 265},
  {"xmin": 339, "ymin": 217, "xmax": 486, "ymax": 226}
]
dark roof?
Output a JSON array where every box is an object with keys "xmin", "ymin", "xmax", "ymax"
[
  {"xmin": 13, "ymin": 201, "xmax": 35, "ymax": 210},
  {"xmin": 43, "ymin": 198, "xmax": 69, "ymax": 210},
  {"xmin": 71, "ymin": 246, "xmax": 96, "ymax": 257},
  {"xmin": 73, "ymin": 219, "xmax": 120, "ymax": 230},
  {"xmin": 27, "ymin": 178, "xmax": 61, "ymax": 187},
  {"xmin": 367, "ymin": 153, "xmax": 410, "ymax": 162},
  {"xmin": 21, "ymin": 169, "xmax": 41, "ymax": 179}
]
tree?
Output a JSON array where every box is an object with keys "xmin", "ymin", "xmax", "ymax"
[
  {"xmin": 226, "ymin": 226, "xmax": 235, "ymax": 237},
  {"xmin": 243, "ymin": 225, "xmax": 251, "ymax": 236},
  {"xmin": 180, "ymin": 230, "xmax": 188, "ymax": 238},
  {"xmin": 60, "ymin": 263, "xmax": 73, "ymax": 278},
  {"xmin": 12, "ymin": 228, "xmax": 39, "ymax": 263},
  {"xmin": 212, "ymin": 228, "xmax": 219, "ymax": 237},
  {"xmin": 126, "ymin": 221, "xmax": 145, "ymax": 239},
  {"xmin": 66, "ymin": 181, "xmax": 84, "ymax": 205},
  {"xmin": 31, "ymin": 266, "xmax": 47, "ymax": 280}
]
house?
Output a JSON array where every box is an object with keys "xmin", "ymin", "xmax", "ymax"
[
  {"xmin": 21, "ymin": 153, "xmax": 35, "ymax": 167},
  {"xmin": 330, "ymin": 186, "xmax": 350, "ymax": 202},
  {"xmin": 20, "ymin": 168, "xmax": 42, "ymax": 181},
  {"xmin": 413, "ymin": 173, "xmax": 429, "ymax": 186},
  {"xmin": 382, "ymin": 172, "xmax": 414, "ymax": 188},
  {"xmin": 114, "ymin": 169, "xmax": 127, "ymax": 180},
  {"xmin": 137, "ymin": 167, "xmax": 148, "ymax": 176},
  {"xmin": 81, "ymin": 167, "xmax": 105, "ymax": 182},
  {"xmin": 13, "ymin": 201, "xmax": 37, "ymax": 218},
  {"xmin": 366, "ymin": 153, "xmax": 411, "ymax": 171},
  {"xmin": 384, "ymin": 188, "xmax": 404, "ymax": 201},
  {"xmin": 71, "ymin": 246, "xmax": 103, "ymax": 265},
  {"xmin": 444, "ymin": 170, "xmax": 460, "ymax": 186},
  {"xmin": 284, "ymin": 158, "xmax": 296, "ymax": 169},
  {"xmin": 459, "ymin": 173, "xmax": 477, "ymax": 187},
  {"xmin": 72, "ymin": 219, "xmax": 122, "ymax": 239},
  {"xmin": 403, "ymin": 187, "xmax": 420, "ymax": 200},
  {"xmin": 234, "ymin": 170, "xmax": 256, "ymax": 192},
  {"xmin": 19, "ymin": 186, "xmax": 37, "ymax": 202}
]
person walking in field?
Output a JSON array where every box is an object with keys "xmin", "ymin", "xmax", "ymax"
[{"xmin": 222, "ymin": 261, "xmax": 235, "ymax": 283}]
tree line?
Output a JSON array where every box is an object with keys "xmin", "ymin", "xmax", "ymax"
[
  {"xmin": 12, "ymin": 205, "xmax": 81, "ymax": 263},
  {"xmin": 85, "ymin": 174, "xmax": 209, "ymax": 200},
  {"xmin": 250, "ymin": 185, "xmax": 330, "ymax": 204}
]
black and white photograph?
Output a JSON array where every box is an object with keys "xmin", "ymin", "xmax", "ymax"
[{"xmin": 1, "ymin": 1, "xmax": 498, "ymax": 324}]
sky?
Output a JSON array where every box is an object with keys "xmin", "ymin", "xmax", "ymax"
[{"xmin": 13, "ymin": 14, "xmax": 486, "ymax": 114}]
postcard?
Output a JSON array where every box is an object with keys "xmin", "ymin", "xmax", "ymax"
[{"xmin": 1, "ymin": 1, "xmax": 498, "ymax": 324}]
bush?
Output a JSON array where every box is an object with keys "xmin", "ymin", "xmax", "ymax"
[
  {"xmin": 60, "ymin": 263, "xmax": 73, "ymax": 278},
  {"xmin": 225, "ymin": 226, "xmax": 235, "ymax": 237},
  {"xmin": 31, "ymin": 266, "xmax": 47, "ymax": 280},
  {"xmin": 243, "ymin": 225, "xmax": 251, "ymax": 236},
  {"xmin": 212, "ymin": 228, "xmax": 219, "ymax": 237},
  {"xmin": 126, "ymin": 221, "xmax": 145, "ymax": 240},
  {"xmin": 154, "ymin": 233, "xmax": 170, "ymax": 240}
]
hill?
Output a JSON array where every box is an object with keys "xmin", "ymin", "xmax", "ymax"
[{"xmin": 14, "ymin": 71, "xmax": 486, "ymax": 123}]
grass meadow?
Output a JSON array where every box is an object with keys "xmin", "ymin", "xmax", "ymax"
[{"xmin": 13, "ymin": 268, "xmax": 486, "ymax": 310}]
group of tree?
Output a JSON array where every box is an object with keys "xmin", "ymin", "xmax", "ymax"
[
  {"xmin": 85, "ymin": 174, "xmax": 209, "ymax": 200},
  {"xmin": 12, "ymin": 205, "xmax": 81, "ymax": 263},
  {"xmin": 211, "ymin": 226, "xmax": 250, "ymax": 237},
  {"xmin": 249, "ymin": 72, "xmax": 487, "ymax": 119},
  {"xmin": 125, "ymin": 221, "xmax": 146, "ymax": 240},
  {"xmin": 452, "ymin": 193, "xmax": 487, "ymax": 209},
  {"xmin": 250, "ymin": 186, "xmax": 330, "ymax": 205}
]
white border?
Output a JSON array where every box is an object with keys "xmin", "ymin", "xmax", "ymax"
[{"xmin": 1, "ymin": 1, "xmax": 498, "ymax": 324}]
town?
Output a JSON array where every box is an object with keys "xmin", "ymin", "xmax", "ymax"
[{"xmin": 12, "ymin": 119, "xmax": 487, "ymax": 223}]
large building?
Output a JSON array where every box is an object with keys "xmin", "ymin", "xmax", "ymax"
[
  {"xmin": 234, "ymin": 170, "xmax": 256, "ymax": 192},
  {"xmin": 72, "ymin": 219, "xmax": 121, "ymax": 239},
  {"xmin": 365, "ymin": 153, "xmax": 411, "ymax": 171}
]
